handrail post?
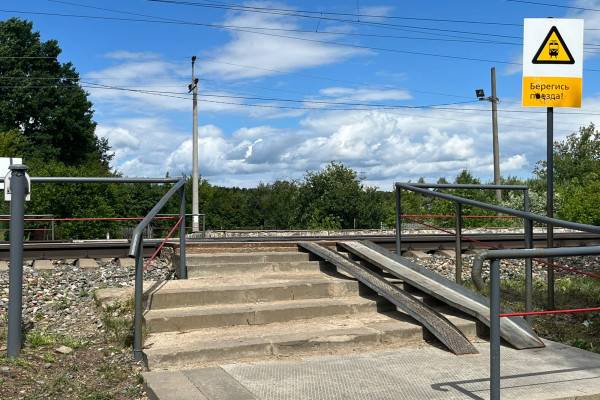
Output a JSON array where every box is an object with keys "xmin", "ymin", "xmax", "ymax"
[
  {"xmin": 133, "ymin": 239, "xmax": 144, "ymax": 362},
  {"xmin": 7, "ymin": 164, "xmax": 28, "ymax": 358},
  {"xmin": 455, "ymin": 203, "xmax": 463, "ymax": 284},
  {"xmin": 490, "ymin": 258, "xmax": 501, "ymax": 400},
  {"xmin": 178, "ymin": 184, "xmax": 187, "ymax": 279},
  {"xmin": 395, "ymin": 186, "xmax": 402, "ymax": 255},
  {"xmin": 523, "ymin": 190, "xmax": 533, "ymax": 321}
]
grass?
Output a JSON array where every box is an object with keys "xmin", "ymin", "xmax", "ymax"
[
  {"xmin": 100, "ymin": 297, "xmax": 135, "ymax": 348},
  {"xmin": 470, "ymin": 274, "xmax": 600, "ymax": 353},
  {"xmin": 26, "ymin": 330, "xmax": 86, "ymax": 350}
]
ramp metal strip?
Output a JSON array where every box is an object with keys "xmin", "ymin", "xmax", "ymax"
[
  {"xmin": 299, "ymin": 242, "xmax": 478, "ymax": 355},
  {"xmin": 338, "ymin": 240, "xmax": 544, "ymax": 350}
]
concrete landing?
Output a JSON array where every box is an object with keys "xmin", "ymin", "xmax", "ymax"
[{"xmin": 145, "ymin": 340, "xmax": 600, "ymax": 400}]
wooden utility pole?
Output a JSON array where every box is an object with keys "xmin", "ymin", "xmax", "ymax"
[{"xmin": 491, "ymin": 67, "xmax": 501, "ymax": 202}]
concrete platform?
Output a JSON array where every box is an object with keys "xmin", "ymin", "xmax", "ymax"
[{"xmin": 145, "ymin": 340, "xmax": 600, "ymax": 400}]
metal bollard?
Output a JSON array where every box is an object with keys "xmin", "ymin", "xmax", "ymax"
[
  {"xmin": 455, "ymin": 203, "xmax": 463, "ymax": 284},
  {"xmin": 133, "ymin": 239, "xmax": 143, "ymax": 362},
  {"xmin": 395, "ymin": 187, "xmax": 402, "ymax": 255},
  {"xmin": 523, "ymin": 192, "xmax": 533, "ymax": 321},
  {"xmin": 7, "ymin": 164, "xmax": 28, "ymax": 358},
  {"xmin": 179, "ymin": 187, "xmax": 187, "ymax": 279},
  {"xmin": 490, "ymin": 258, "xmax": 501, "ymax": 400}
]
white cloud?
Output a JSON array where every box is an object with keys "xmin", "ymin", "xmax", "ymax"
[
  {"xmin": 200, "ymin": 2, "xmax": 369, "ymax": 80},
  {"xmin": 569, "ymin": 0, "xmax": 600, "ymax": 44},
  {"xmin": 319, "ymin": 87, "xmax": 412, "ymax": 102},
  {"xmin": 96, "ymin": 87, "xmax": 600, "ymax": 187}
]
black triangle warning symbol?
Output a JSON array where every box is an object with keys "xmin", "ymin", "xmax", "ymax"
[{"xmin": 532, "ymin": 26, "xmax": 575, "ymax": 64}]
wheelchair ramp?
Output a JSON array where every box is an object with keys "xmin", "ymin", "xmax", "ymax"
[
  {"xmin": 299, "ymin": 242, "xmax": 478, "ymax": 355},
  {"xmin": 338, "ymin": 240, "xmax": 544, "ymax": 350}
]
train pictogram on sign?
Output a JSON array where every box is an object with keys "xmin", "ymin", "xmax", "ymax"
[{"xmin": 532, "ymin": 26, "xmax": 575, "ymax": 65}]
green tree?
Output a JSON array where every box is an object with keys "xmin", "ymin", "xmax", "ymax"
[
  {"xmin": 534, "ymin": 124, "xmax": 600, "ymax": 224},
  {"xmin": 0, "ymin": 18, "xmax": 111, "ymax": 167},
  {"xmin": 298, "ymin": 162, "xmax": 363, "ymax": 229}
]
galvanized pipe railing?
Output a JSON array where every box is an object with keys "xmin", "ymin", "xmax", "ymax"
[
  {"xmin": 474, "ymin": 246, "xmax": 600, "ymax": 400},
  {"xmin": 395, "ymin": 182, "xmax": 600, "ymax": 321},
  {"xmin": 128, "ymin": 177, "xmax": 187, "ymax": 362},
  {"xmin": 395, "ymin": 183, "xmax": 530, "ymax": 285},
  {"xmin": 5, "ymin": 166, "xmax": 185, "ymax": 360}
]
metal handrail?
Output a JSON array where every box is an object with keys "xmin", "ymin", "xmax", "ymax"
[
  {"xmin": 4, "ymin": 167, "xmax": 187, "ymax": 361},
  {"xmin": 128, "ymin": 177, "xmax": 187, "ymax": 362},
  {"xmin": 395, "ymin": 182, "xmax": 534, "ymax": 285},
  {"xmin": 395, "ymin": 182, "xmax": 600, "ymax": 234},
  {"xmin": 402, "ymin": 183, "xmax": 529, "ymax": 190},
  {"xmin": 474, "ymin": 246, "xmax": 600, "ymax": 400}
]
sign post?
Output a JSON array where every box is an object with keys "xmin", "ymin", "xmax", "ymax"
[{"xmin": 522, "ymin": 18, "xmax": 584, "ymax": 311}]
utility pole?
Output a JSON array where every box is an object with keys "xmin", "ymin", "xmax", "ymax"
[
  {"xmin": 189, "ymin": 56, "xmax": 200, "ymax": 233},
  {"xmin": 491, "ymin": 67, "xmax": 501, "ymax": 203},
  {"xmin": 476, "ymin": 67, "xmax": 501, "ymax": 203}
]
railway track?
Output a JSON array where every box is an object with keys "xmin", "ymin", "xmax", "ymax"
[{"xmin": 2, "ymin": 232, "xmax": 599, "ymax": 260}]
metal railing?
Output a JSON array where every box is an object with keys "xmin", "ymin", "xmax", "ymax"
[
  {"xmin": 395, "ymin": 182, "xmax": 600, "ymax": 317},
  {"xmin": 128, "ymin": 178, "xmax": 187, "ymax": 362},
  {"xmin": 5, "ymin": 164, "xmax": 185, "ymax": 360},
  {"xmin": 395, "ymin": 183, "xmax": 530, "ymax": 284},
  {"xmin": 475, "ymin": 246, "xmax": 600, "ymax": 400},
  {"xmin": 395, "ymin": 182, "xmax": 600, "ymax": 400}
]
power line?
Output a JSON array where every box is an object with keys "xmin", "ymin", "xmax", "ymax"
[
  {"xmin": 148, "ymin": 0, "xmax": 600, "ymax": 38},
  {"xmin": 44, "ymin": 0, "xmax": 526, "ymax": 47},
  {"xmin": 6, "ymin": 6, "xmax": 599, "ymax": 72},
  {"xmin": 149, "ymin": 0, "xmax": 526, "ymax": 40},
  {"xmin": 506, "ymin": 0, "xmax": 600, "ymax": 13},
  {"xmin": 5, "ymin": 5, "xmax": 599, "ymax": 72},
  {"xmin": 179, "ymin": 0, "xmax": 522, "ymax": 27},
  {"xmin": 75, "ymin": 82, "xmax": 600, "ymax": 117},
  {"xmin": 3, "ymin": 80, "xmax": 600, "ymax": 117}
]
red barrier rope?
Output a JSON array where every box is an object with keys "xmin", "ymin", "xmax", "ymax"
[
  {"xmin": 402, "ymin": 215, "xmax": 600, "ymax": 280},
  {"xmin": 500, "ymin": 306, "xmax": 600, "ymax": 317},
  {"xmin": 401, "ymin": 214, "xmax": 517, "ymax": 219},
  {"xmin": 143, "ymin": 216, "xmax": 183, "ymax": 271},
  {"xmin": 1, "ymin": 216, "xmax": 178, "ymax": 222}
]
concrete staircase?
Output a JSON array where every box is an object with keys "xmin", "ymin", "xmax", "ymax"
[{"xmin": 144, "ymin": 243, "xmax": 483, "ymax": 370}]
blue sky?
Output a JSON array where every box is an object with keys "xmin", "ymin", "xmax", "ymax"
[{"xmin": 3, "ymin": 0, "xmax": 600, "ymax": 188}]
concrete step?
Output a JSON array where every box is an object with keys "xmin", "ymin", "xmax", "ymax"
[
  {"xmin": 145, "ymin": 296, "xmax": 390, "ymax": 333},
  {"xmin": 147, "ymin": 273, "xmax": 360, "ymax": 309},
  {"xmin": 175, "ymin": 251, "xmax": 311, "ymax": 266},
  {"xmin": 187, "ymin": 261, "xmax": 328, "ymax": 277},
  {"xmin": 144, "ymin": 312, "xmax": 430, "ymax": 369}
]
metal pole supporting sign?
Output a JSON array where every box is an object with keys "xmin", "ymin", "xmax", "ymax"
[{"xmin": 7, "ymin": 164, "xmax": 29, "ymax": 358}]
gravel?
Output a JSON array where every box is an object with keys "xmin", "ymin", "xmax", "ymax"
[
  {"xmin": 0, "ymin": 253, "xmax": 172, "ymax": 336},
  {"xmin": 406, "ymin": 253, "xmax": 600, "ymax": 283}
]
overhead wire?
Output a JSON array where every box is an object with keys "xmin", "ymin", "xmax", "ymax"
[{"xmin": 6, "ymin": 6, "xmax": 600, "ymax": 72}]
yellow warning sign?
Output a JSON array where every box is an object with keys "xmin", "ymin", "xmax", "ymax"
[
  {"xmin": 532, "ymin": 26, "xmax": 574, "ymax": 64},
  {"xmin": 522, "ymin": 76, "xmax": 581, "ymax": 107},
  {"xmin": 522, "ymin": 19, "xmax": 583, "ymax": 107}
]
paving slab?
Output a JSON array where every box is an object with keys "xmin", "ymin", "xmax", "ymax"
[
  {"xmin": 33, "ymin": 259, "xmax": 54, "ymax": 271},
  {"xmin": 76, "ymin": 258, "xmax": 99, "ymax": 270},
  {"xmin": 0, "ymin": 261, "xmax": 8, "ymax": 271},
  {"xmin": 146, "ymin": 340, "xmax": 600, "ymax": 400}
]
